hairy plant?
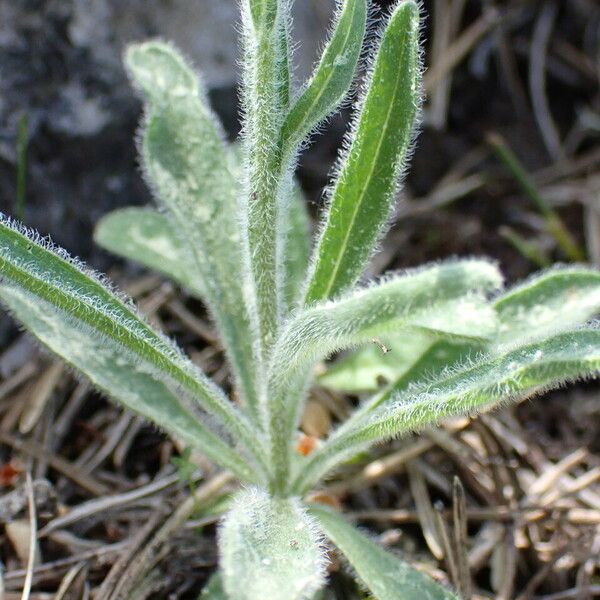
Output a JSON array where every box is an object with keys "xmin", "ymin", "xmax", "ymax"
[{"xmin": 1, "ymin": 1, "xmax": 600, "ymax": 598}]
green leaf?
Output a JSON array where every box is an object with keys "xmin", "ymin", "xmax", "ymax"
[
  {"xmin": 200, "ymin": 572, "xmax": 228, "ymax": 599},
  {"xmin": 318, "ymin": 332, "xmax": 471, "ymax": 394},
  {"xmin": 240, "ymin": 0, "xmax": 291, "ymax": 352},
  {"xmin": 494, "ymin": 266, "xmax": 600, "ymax": 346},
  {"xmin": 311, "ymin": 506, "xmax": 459, "ymax": 600},
  {"xmin": 295, "ymin": 327, "xmax": 600, "ymax": 492},
  {"xmin": 272, "ymin": 260, "xmax": 501, "ymax": 385},
  {"xmin": 126, "ymin": 41, "xmax": 262, "ymax": 421},
  {"xmin": 0, "ymin": 217, "xmax": 267, "ymax": 477},
  {"xmin": 220, "ymin": 488, "xmax": 326, "ymax": 600},
  {"xmin": 269, "ymin": 260, "xmax": 499, "ymax": 493},
  {"xmin": 304, "ymin": 0, "xmax": 422, "ymax": 303},
  {"xmin": 281, "ymin": 0, "xmax": 367, "ymax": 153},
  {"xmin": 283, "ymin": 185, "xmax": 311, "ymax": 311},
  {"xmin": 0, "ymin": 285, "xmax": 256, "ymax": 483},
  {"xmin": 247, "ymin": 0, "xmax": 279, "ymax": 33},
  {"xmin": 94, "ymin": 207, "xmax": 205, "ymax": 297}
]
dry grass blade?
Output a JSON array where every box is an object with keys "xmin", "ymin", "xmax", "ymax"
[
  {"xmin": 39, "ymin": 472, "xmax": 183, "ymax": 537},
  {"xmin": 106, "ymin": 472, "xmax": 235, "ymax": 599},
  {"xmin": 407, "ymin": 461, "xmax": 444, "ymax": 560},
  {"xmin": 21, "ymin": 472, "xmax": 37, "ymax": 600},
  {"xmin": 424, "ymin": 7, "xmax": 500, "ymax": 93},
  {"xmin": 53, "ymin": 562, "xmax": 88, "ymax": 600},
  {"xmin": 0, "ymin": 431, "xmax": 108, "ymax": 495},
  {"xmin": 529, "ymin": 0, "xmax": 564, "ymax": 161},
  {"xmin": 452, "ymin": 478, "xmax": 472, "ymax": 599},
  {"xmin": 18, "ymin": 361, "xmax": 63, "ymax": 435}
]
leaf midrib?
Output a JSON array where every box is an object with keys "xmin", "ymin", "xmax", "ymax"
[{"xmin": 318, "ymin": 18, "xmax": 411, "ymax": 300}]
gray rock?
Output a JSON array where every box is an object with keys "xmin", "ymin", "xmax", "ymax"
[{"xmin": 0, "ymin": 0, "xmax": 335, "ymax": 263}]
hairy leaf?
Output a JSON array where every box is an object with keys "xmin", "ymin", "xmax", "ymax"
[
  {"xmin": 269, "ymin": 260, "xmax": 499, "ymax": 492},
  {"xmin": 0, "ymin": 285, "xmax": 256, "ymax": 483},
  {"xmin": 126, "ymin": 42, "xmax": 262, "ymax": 420},
  {"xmin": 0, "ymin": 217, "xmax": 267, "ymax": 475},
  {"xmin": 312, "ymin": 506, "xmax": 459, "ymax": 600},
  {"xmin": 273, "ymin": 260, "xmax": 501, "ymax": 384},
  {"xmin": 281, "ymin": 0, "xmax": 367, "ymax": 153},
  {"xmin": 94, "ymin": 207, "xmax": 204, "ymax": 297},
  {"xmin": 495, "ymin": 266, "xmax": 600, "ymax": 346},
  {"xmin": 318, "ymin": 331, "xmax": 432, "ymax": 393},
  {"xmin": 220, "ymin": 488, "xmax": 326, "ymax": 600},
  {"xmin": 304, "ymin": 0, "xmax": 422, "ymax": 303},
  {"xmin": 284, "ymin": 185, "xmax": 311, "ymax": 311},
  {"xmin": 296, "ymin": 327, "xmax": 600, "ymax": 491},
  {"xmin": 241, "ymin": 0, "xmax": 291, "ymax": 351}
]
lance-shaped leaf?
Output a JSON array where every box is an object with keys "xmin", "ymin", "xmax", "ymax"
[
  {"xmin": 294, "ymin": 327, "xmax": 600, "ymax": 492},
  {"xmin": 240, "ymin": 0, "xmax": 291, "ymax": 351},
  {"xmin": 219, "ymin": 488, "xmax": 326, "ymax": 600},
  {"xmin": 494, "ymin": 266, "xmax": 600, "ymax": 346},
  {"xmin": 0, "ymin": 217, "xmax": 267, "ymax": 475},
  {"xmin": 311, "ymin": 506, "xmax": 459, "ymax": 600},
  {"xmin": 271, "ymin": 260, "xmax": 501, "ymax": 385},
  {"xmin": 126, "ymin": 42, "xmax": 262, "ymax": 420},
  {"xmin": 0, "ymin": 285, "xmax": 256, "ymax": 483},
  {"xmin": 281, "ymin": 0, "xmax": 367, "ymax": 154},
  {"xmin": 304, "ymin": 0, "xmax": 422, "ymax": 303},
  {"xmin": 94, "ymin": 207, "xmax": 205, "ymax": 297},
  {"xmin": 318, "ymin": 332, "xmax": 474, "ymax": 394}
]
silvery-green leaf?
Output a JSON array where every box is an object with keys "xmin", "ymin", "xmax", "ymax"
[
  {"xmin": 295, "ymin": 327, "xmax": 600, "ymax": 492},
  {"xmin": 220, "ymin": 488, "xmax": 326, "ymax": 600},
  {"xmin": 311, "ymin": 506, "xmax": 459, "ymax": 600},
  {"xmin": 269, "ymin": 260, "xmax": 499, "ymax": 492},
  {"xmin": 494, "ymin": 266, "xmax": 600, "ymax": 346},
  {"xmin": 0, "ymin": 217, "xmax": 267, "ymax": 476},
  {"xmin": 318, "ymin": 332, "xmax": 462, "ymax": 394},
  {"xmin": 240, "ymin": 0, "xmax": 292, "ymax": 350},
  {"xmin": 304, "ymin": 0, "xmax": 422, "ymax": 303},
  {"xmin": 272, "ymin": 260, "xmax": 501, "ymax": 384},
  {"xmin": 0, "ymin": 285, "xmax": 255, "ymax": 483},
  {"xmin": 126, "ymin": 42, "xmax": 262, "ymax": 420},
  {"xmin": 94, "ymin": 207, "xmax": 205, "ymax": 297},
  {"xmin": 281, "ymin": 0, "xmax": 367, "ymax": 154}
]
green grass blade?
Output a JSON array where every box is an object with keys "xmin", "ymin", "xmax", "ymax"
[
  {"xmin": 0, "ymin": 217, "xmax": 267, "ymax": 476},
  {"xmin": 281, "ymin": 0, "xmax": 367, "ymax": 154},
  {"xmin": 126, "ymin": 42, "xmax": 262, "ymax": 421},
  {"xmin": 94, "ymin": 207, "xmax": 205, "ymax": 297},
  {"xmin": 494, "ymin": 266, "xmax": 600, "ymax": 346},
  {"xmin": 0, "ymin": 285, "xmax": 256, "ymax": 483},
  {"xmin": 304, "ymin": 0, "xmax": 422, "ymax": 303},
  {"xmin": 220, "ymin": 488, "xmax": 326, "ymax": 600},
  {"xmin": 295, "ymin": 327, "xmax": 600, "ymax": 491},
  {"xmin": 311, "ymin": 505, "xmax": 459, "ymax": 600}
]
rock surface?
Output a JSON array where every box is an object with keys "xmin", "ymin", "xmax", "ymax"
[{"xmin": 0, "ymin": 0, "xmax": 335, "ymax": 262}]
